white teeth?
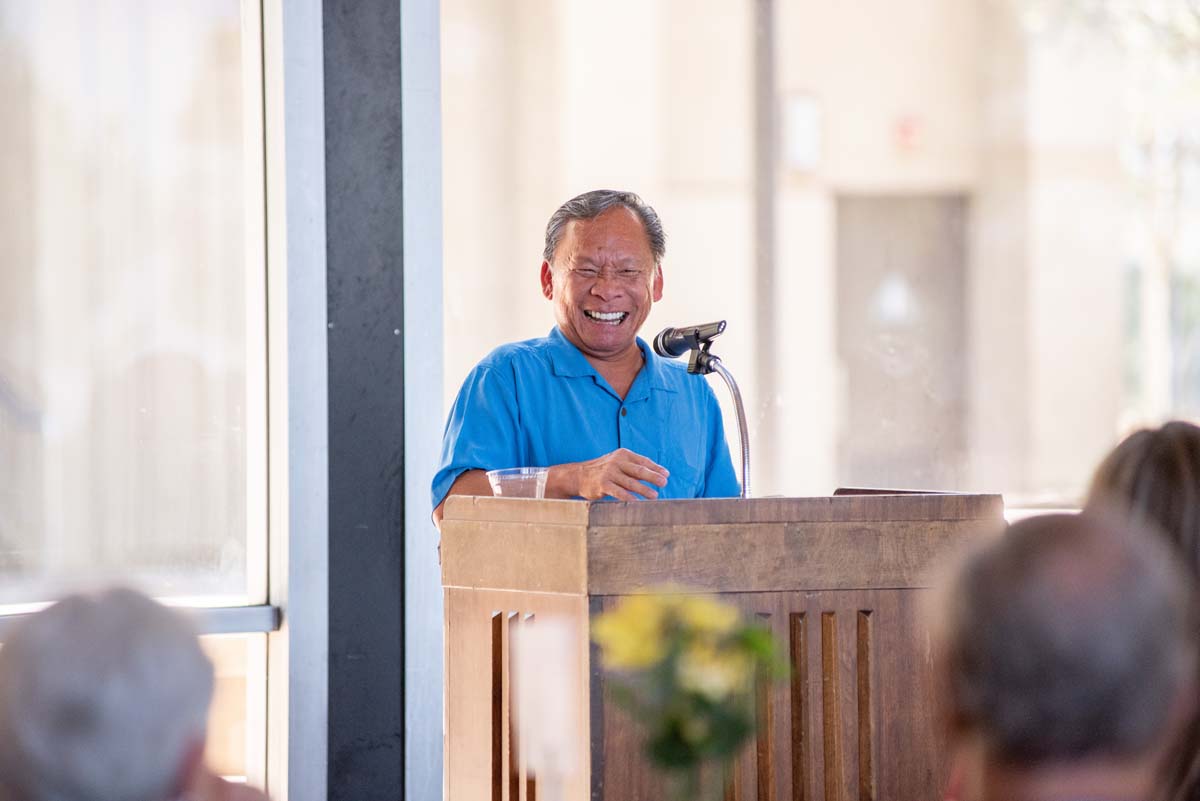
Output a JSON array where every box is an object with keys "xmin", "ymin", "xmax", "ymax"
[{"xmin": 585, "ymin": 311, "xmax": 627, "ymax": 323}]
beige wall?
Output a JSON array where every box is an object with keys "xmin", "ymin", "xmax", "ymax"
[
  {"xmin": 1025, "ymin": 41, "xmax": 1126, "ymax": 495},
  {"xmin": 778, "ymin": 0, "xmax": 979, "ymax": 191}
]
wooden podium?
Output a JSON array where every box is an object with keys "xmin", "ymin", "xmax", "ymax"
[{"xmin": 441, "ymin": 493, "xmax": 1003, "ymax": 801}]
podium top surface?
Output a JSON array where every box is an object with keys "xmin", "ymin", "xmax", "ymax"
[
  {"xmin": 442, "ymin": 492, "xmax": 1003, "ymax": 527},
  {"xmin": 440, "ymin": 493, "xmax": 1005, "ymax": 595}
]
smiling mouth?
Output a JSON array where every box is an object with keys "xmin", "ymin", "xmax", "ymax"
[{"xmin": 584, "ymin": 310, "xmax": 629, "ymax": 325}]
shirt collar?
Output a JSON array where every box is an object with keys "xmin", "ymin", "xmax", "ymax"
[
  {"xmin": 546, "ymin": 326, "xmax": 677, "ymax": 397},
  {"xmin": 634, "ymin": 337, "xmax": 675, "ymax": 394},
  {"xmin": 547, "ymin": 326, "xmax": 597, "ymax": 378}
]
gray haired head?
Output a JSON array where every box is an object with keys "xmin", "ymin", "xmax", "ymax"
[
  {"xmin": 542, "ymin": 189, "xmax": 666, "ymax": 266},
  {"xmin": 939, "ymin": 512, "xmax": 1198, "ymax": 766},
  {"xmin": 0, "ymin": 587, "xmax": 214, "ymax": 801}
]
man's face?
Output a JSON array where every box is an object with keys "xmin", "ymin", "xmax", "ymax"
[{"xmin": 540, "ymin": 206, "xmax": 664, "ymax": 362}]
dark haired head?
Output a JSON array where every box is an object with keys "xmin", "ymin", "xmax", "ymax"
[
  {"xmin": 1086, "ymin": 421, "xmax": 1200, "ymax": 579},
  {"xmin": 939, "ymin": 512, "xmax": 1197, "ymax": 766}
]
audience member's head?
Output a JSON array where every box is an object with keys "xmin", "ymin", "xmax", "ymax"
[
  {"xmin": 934, "ymin": 512, "xmax": 1198, "ymax": 801},
  {"xmin": 0, "ymin": 588, "xmax": 214, "ymax": 801},
  {"xmin": 1086, "ymin": 420, "xmax": 1200, "ymax": 578},
  {"xmin": 1086, "ymin": 420, "xmax": 1200, "ymax": 801}
]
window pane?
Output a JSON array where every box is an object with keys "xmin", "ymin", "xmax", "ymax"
[
  {"xmin": 440, "ymin": 0, "xmax": 1200, "ymax": 505},
  {"xmin": 0, "ymin": 2, "xmax": 264, "ymax": 603}
]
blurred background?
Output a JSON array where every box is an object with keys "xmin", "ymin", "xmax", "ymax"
[
  {"xmin": 2, "ymin": 0, "xmax": 1199, "ymax": 791},
  {"xmin": 441, "ymin": 0, "xmax": 1200, "ymax": 503}
]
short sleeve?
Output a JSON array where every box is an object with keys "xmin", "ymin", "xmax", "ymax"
[{"xmin": 431, "ymin": 363, "xmax": 523, "ymax": 510}]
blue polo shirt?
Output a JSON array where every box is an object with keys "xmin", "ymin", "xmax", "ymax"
[{"xmin": 432, "ymin": 327, "xmax": 740, "ymax": 509}]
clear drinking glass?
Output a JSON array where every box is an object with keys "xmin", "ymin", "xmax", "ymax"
[{"xmin": 486, "ymin": 467, "xmax": 549, "ymax": 499}]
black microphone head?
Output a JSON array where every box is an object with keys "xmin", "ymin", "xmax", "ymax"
[
  {"xmin": 653, "ymin": 327, "xmax": 686, "ymax": 358},
  {"xmin": 653, "ymin": 321, "xmax": 728, "ymax": 358}
]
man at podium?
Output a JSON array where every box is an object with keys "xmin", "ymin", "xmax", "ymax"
[{"xmin": 432, "ymin": 189, "xmax": 738, "ymax": 525}]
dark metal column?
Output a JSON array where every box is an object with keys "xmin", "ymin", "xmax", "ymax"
[{"xmin": 323, "ymin": 0, "xmax": 406, "ymax": 798}]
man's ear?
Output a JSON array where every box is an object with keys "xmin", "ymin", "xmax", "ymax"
[
  {"xmin": 540, "ymin": 261, "xmax": 555, "ymax": 300},
  {"xmin": 652, "ymin": 264, "xmax": 664, "ymax": 302}
]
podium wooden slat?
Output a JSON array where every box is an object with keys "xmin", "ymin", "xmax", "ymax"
[{"xmin": 442, "ymin": 494, "xmax": 1002, "ymax": 801}]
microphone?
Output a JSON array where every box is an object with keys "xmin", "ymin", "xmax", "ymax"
[{"xmin": 652, "ymin": 320, "xmax": 727, "ymax": 358}]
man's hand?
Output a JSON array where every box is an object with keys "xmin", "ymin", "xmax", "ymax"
[
  {"xmin": 433, "ymin": 449, "xmax": 670, "ymax": 528},
  {"xmin": 548, "ymin": 448, "xmax": 669, "ymax": 501}
]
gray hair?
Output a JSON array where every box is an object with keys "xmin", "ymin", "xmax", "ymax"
[
  {"xmin": 542, "ymin": 189, "xmax": 666, "ymax": 266},
  {"xmin": 939, "ymin": 512, "xmax": 1198, "ymax": 766},
  {"xmin": 0, "ymin": 588, "xmax": 215, "ymax": 801}
]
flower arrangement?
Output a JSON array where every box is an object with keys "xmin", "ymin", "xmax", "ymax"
[{"xmin": 591, "ymin": 587, "xmax": 785, "ymax": 798}]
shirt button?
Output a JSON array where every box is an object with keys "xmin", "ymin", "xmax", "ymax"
[{"xmin": 621, "ymin": 408, "xmax": 628, "ymax": 417}]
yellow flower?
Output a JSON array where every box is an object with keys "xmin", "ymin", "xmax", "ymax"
[
  {"xmin": 592, "ymin": 594, "xmax": 668, "ymax": 669},
  {"xmin": 674, "ymin": 594, "xmax": 740, "ymax": 635},
  {"xmin": 676, "ymin": 640, "xmax": 753, "ymax": 700}
]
